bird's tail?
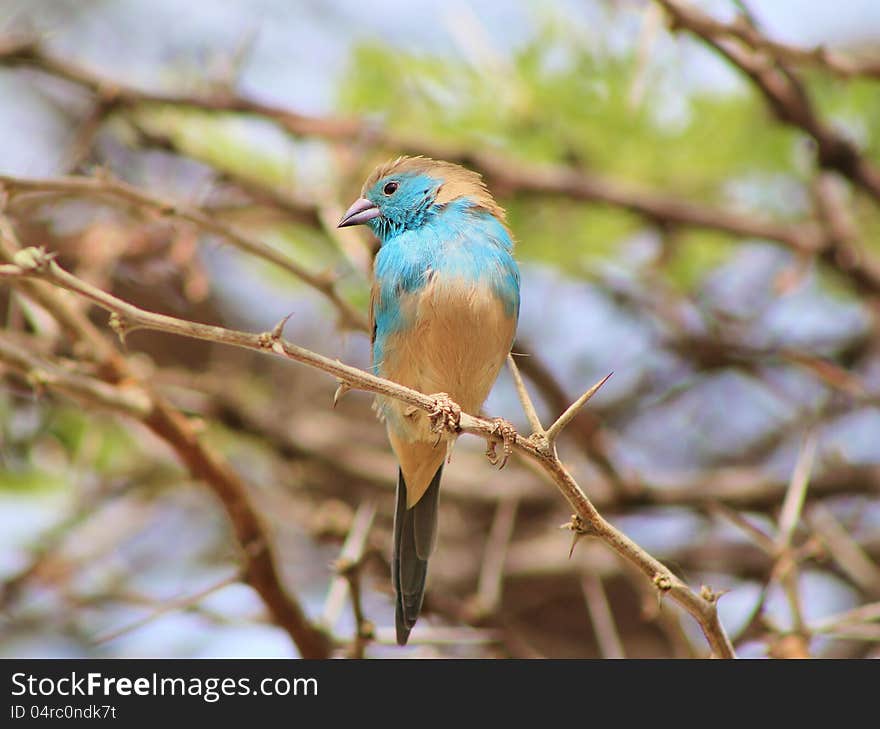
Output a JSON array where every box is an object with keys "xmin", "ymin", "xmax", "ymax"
[{"xmin": 392, "ymin": 465, "xmax": 442, "ymax": 646}]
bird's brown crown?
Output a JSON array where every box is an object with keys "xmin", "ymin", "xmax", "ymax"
[{"xmin": 363, "ymin": 156, "xmax": 507, "ymax": 223}]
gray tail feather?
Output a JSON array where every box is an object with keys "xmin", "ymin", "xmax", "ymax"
[{"xmin": 392, "ymin": 465, "xmax": 442, "ymax": 646}]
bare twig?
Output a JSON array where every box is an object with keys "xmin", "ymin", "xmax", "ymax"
[
  {"xmin": 0, "ymin": 173, "xmax": 367, "ymax": 331},
  {"xmin": 0, "ymin": 336, "xmax": 151, "ymax": 417},
  {"xmin": 93, "ymin": 572, "xmax": 241, "ymax": 645},
  {"xmin": 811, "ymin": 601, "xmax": 880, "ymax": 634},
  {"xmin": 707, "ymin": 501, "xmax": 776, "ymax": 555},
  {"xmin": 581, "ymin": 572, "xmax": 625, "ymax": 659},
  {"xmin": 321, "ymin": 501, "xmax": 377, "ymax": 636},
  {"xmin": 776, "ymin": 433, "xmax": 817, "ymax": 550},
  {"xmin": 506, "ymin": 354, "xmax": 545, "ymax": 437},
  {"xmin": 807, "ymin": 504, "xmax": 880, "ymax": 598},
  {"xmin": 473, "ymin": 498, "xmax": 519, "ymax": 617},
  {"xmin": 770, "ymin": 436, "xmax": 818, "ymax": 643},
  {"xmin": 7, "ymin": 31, "xmax": 880, "ymax": 302}
]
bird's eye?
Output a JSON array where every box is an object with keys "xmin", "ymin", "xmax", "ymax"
[{"xmin": 383, "ymin": 181, "xmax": 399, "ymax": 195}]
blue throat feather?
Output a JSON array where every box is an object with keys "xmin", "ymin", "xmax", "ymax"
[{"xmin": 371, "ymin": 193, "xmax": 519, "ymax": 372}]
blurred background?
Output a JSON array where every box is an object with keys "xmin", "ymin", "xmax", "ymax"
[{"xmin": 0, "ymin": 0, "xmax": 879, "ymax": 658}]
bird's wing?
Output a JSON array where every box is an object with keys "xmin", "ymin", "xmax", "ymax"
[{"xmin": 369, "ymin": 280, "xmax": 378, "ymax": 351}]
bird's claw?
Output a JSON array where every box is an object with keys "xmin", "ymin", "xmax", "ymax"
[
  {"xmin": 486, "ymin": 418, "xmax": 516, "ymax": 469},
  {"xmin": 428, "ymin": 393, "xmax": 461, "ymax": 436}
]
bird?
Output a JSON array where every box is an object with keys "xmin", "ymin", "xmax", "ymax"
[{"xmin": 338, "ymin": 156, "xmax": 520, "ymax": 645}]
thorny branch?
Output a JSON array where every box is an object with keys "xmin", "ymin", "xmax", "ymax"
[
  {"xmin": 0, "ymin": 248, "xmax": 735, "ymax": 656},
  {"xmin": 0, "ymin": 231, "xmax": 332, "ymax": 659},
  {"xmin": 0, "ymin": 174, "xmax": 367, "ymax": 332}
]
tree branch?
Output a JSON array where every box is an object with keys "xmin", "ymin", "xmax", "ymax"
[
  {"xmin": 0, "ymin": 233, "xmax": 332, "ymax": 658},
  {"xmin": 656, "ymin": 0, "xmax": 880, "ymax": 204},
  {"xmin": 0, "ymin": 246, "xmax": 736, "ymax": 656},
  {"xmin": 655, "ymin": 2, "xmax": 880, "ymax": 79},
  {"xmin": 0, "ymin": 173, "xmax": 368, "ymax": 331}
]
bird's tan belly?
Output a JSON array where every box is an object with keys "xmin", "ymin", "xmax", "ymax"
[{"xmin": 379, "ymin": 277, "xmax": 515, "ymax": 443}]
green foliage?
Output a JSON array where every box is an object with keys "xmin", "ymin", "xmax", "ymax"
[
  {"xmin": 124, "ymin": 17, "xmax": 878, "ymax": 298},
  {"xmin": 664, "ymin": 229, "xmax": 735, "ymax": 292},
  {"xmin": 0, "ymin": 470, "xmax": 67, "ymax": 493},
  {"xmin": 341, "ymin": 28, "xmax": 802, "ymax": 186},
  {"xmin": 857, "ymin": 197, "xmax": 880, "ymax": 253},
  {"xmin": 0, "ymin": 396, "xmax": 140, "ymax": 493},
  {"xmin": 506, "ymin": 198, "xmax": 640, "ymax": 264},
  {"xmin": 338, "ymin": 22, "xmax": 816, "ymax": 287},
  {"xmin": 808, "ymin": 73, "xmax": 880, "ymax": 158},
  {"xmin": 265, "ymin": 222, "xmax": 337, "ymax": 273},
  {"xmin": 46, "ymin": 409, "xmax": 138, "ymax": 476},
  {"xmin": 131, "ymin": 106, "xmax": 293, "ymax": 188}
]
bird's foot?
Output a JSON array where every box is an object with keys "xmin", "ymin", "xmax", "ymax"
[
  {"xmin": 428, "ymin": 393, "xmax": 461, "ymax": 438},
  {"xmin": 486, "ymin": 418, "xmax": 517, "ymax": 469}
]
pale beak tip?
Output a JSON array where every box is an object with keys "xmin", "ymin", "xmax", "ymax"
[{"xmin": 338, "ymin": 198, "xmax": 381, "ymax": 228}]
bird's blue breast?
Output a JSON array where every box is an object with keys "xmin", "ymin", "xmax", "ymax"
[{"xmin": 372, "ymin": 199, "xmax": 520, "ymax": 372}]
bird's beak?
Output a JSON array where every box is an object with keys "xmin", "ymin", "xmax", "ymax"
[{"xmin": 337, "ymin": 198, "xmax": 381, "ymax": 228}]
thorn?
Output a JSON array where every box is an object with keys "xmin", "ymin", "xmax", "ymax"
[
  {"xmin": 506, "ymin": 354, "xmax": 544, "ymax": 437},
  {"xmin": 700, "ymin": 585, "xmax": 728, "ymax": 604},
  {"xmin": 332, "ymin": 381, "xmax": 351, "ymax": 408},
  {"xmin": 652, "ymin": 573, "xmax": 673, "ymax": 603},
  {"xmin": 545, "ymin": 372, "xmax": 612, "ymax": 444},
  {"xmin": 271, "ymin": 313, "xmax": 293, "ymax": 341},
  {"xmin": 108, "ymin": 312, "xmax": 128, "ymax": 345},
  {"xmin": 568, "ymin": 531, "xmax": 582, "ymax": 559},
  {"xmin": 259, "ymin": 315, "xmax": 291, "ymax": 356},
  {"xmin": 12, "ymin": 246, "xmax": 57, "ymax": 272},
  {"xmin": 560, "ymin": 514, "xmax": 591, "ymax": 558}
]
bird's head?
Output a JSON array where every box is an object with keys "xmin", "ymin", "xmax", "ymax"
[{"xmin": 337, "ymin": 156, "xmax": 506, "ymax": 242}]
